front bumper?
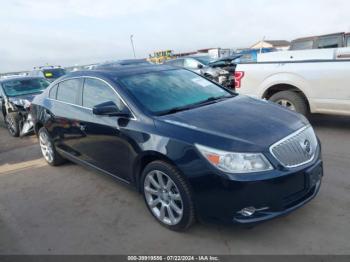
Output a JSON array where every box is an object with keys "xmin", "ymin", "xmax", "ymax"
[{"xmin": 189, "ymin": 158, "xmax": 323, "ymax": 225}]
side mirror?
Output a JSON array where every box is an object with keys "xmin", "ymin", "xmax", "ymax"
[
  {"xmin": 197, "ymin": 64, "xmax": 204, "ymax": 69},
  {"xmin": 93, "ymin": 101, "xmax": 131, "ymax": 117}
]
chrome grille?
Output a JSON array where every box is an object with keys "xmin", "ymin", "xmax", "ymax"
[{"xmin": 270, "ymin": 125, "xmax": 318, "ymax": 168}]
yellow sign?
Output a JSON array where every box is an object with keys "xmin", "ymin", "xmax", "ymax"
[{"xmin": 45, "ymin": 72, "xmax": 53, "ymax": 77}]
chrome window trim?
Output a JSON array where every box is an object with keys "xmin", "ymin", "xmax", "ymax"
[
  {"xmin": 47, "ymin": 76, "xmax": 137, "ymax": 120},
  {"xmin": 269, "ymin": 125, "xmax": 317, "ymax": 168},
  {"xmin": 47, "ymin": 97, "xmax": 93, "ymax": 111}
]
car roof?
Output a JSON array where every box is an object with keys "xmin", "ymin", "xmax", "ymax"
[
  {"xmin": 0, "ymin": 76, "xmax": 45, "ymax": 83},
  {"xmin": 63, "ymin": 64, "xmax": 178, "ymax": 80},
  {"xmin": 96, "ymin": 59, "xmax": 150, "ymax": 68}
]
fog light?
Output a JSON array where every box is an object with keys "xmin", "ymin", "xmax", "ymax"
[{"xmin": 237, "ymin": 206, "xmax": 269, "ymax": 217}]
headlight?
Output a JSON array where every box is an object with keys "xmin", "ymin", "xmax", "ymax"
[{"xmin": 195, "ymin": 144, "xmax": 273, "ymax": 173}]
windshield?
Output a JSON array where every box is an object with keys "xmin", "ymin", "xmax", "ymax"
[
  {"xmin": 118, "ymin": 69, "xmax": 232, "ymax": 115},
  {"xmin": 43, "ymin": 68, "xmax": 66, "ymax": 79},
  {"xmin": 2, "ymin": 78, "xmax": 50, "ymax": 97},
  {"xmin": 194, "ymin": 56, "xmax": 211, "ymax": 65}
]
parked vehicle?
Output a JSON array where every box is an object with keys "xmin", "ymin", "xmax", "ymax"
[
  {"xmin": 31, "ymin": 65, "xmax": 323, "ymax": 231},
  {"xmin": 28, "ymin": 66, "xmax": 66, "ymax": 82},
  {"xmin": 0, "ymin": 77, "xmax": 50, "ymax": 137},
  {"xmin": 235, "ymin": 47, "xmax": 350, "ymax": 116},
  {"xmin": 148, "ymin": 50, "xmax": 174, "ymax": 64},
  {"xmin": 165, "ymin": 56, "xmax": 235, "ymax": 88},
  {"xmin": 290, "ymin": 32, "xmax": 350, "ymax": 50}
]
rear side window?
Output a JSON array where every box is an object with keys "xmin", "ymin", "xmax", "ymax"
[
  {"xmin": 49, "ymin": 84, "xmax": 58, "ymax": 99},
  {"xmin": 56, "ymin": 79, "xmax": 82, "ymax": 105},
  {"xmin": 291, "ymin": 40, "xmax": 314, "ymax": 50},
  {"xmin": 346, "ymin": 37, "xmax": 350, "ymax": 47},
  {"xmin": 82, "ymin": 78, "xmax": 123, "ymax": 109},
  {"xmin": 317, "ymin": 36, "xmax": 342, "ymax": 49}
]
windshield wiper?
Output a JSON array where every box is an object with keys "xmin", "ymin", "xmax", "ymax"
[
  {"xmin": 195, "ymin": 95, "xmax": 234, "ymax": 106},
  {"xmin": 158, "ymin": 105, "xmax": 194, "ymax": 116},
  {"xmin": 158, "ymin": 95, "xmax": 234, "ymax": 116}
]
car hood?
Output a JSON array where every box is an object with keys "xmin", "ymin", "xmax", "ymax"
[
  {"xmin": 8, "ymin": 93, "xmax": 40, "ymax": 106},
  {"xmin": 156, "ymin": 95, "xmax": 308, "ymax": 151}
]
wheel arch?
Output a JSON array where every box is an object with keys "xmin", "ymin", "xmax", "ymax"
[
  {"xmin": 132, "ymin": 151, "xmax": 181, "ymax": 192},
  {"xmin": 34, "ymin": 121, "xmax": 44, "ymax": 136},
  {"xmin": 262, "ymin": 84, "xmax": 311, "ymax": 112}
]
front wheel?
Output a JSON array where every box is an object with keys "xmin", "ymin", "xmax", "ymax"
[
  {"xmin": 38, "ymin": 127, "xmax": 66, "ymax": 166},
  {"xmin": 5, "ymin": 112, "xmax": 20, "ymax": 137},
  {"xmin": 269, "ymin": 91, "xmax": 308, "ymax": 115},
  {"xmin": 141, "ymin": 161, "xmax": 195, "ymax": 231}
]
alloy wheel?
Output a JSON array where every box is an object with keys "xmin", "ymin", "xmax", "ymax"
[
  {"xmin": 39, "ymin": 131, "xmax": 54, "ymax": 163},
  {"xmin": 144, "ymin": 170, "xmax": 184, "ymax": 226},
  {"xmin": 276, "ymin": 99, "xmax": 296, "ymax": 111}
]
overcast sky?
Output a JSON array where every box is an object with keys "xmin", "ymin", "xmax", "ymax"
[{"xmin": 1, "ymin": 0, "xmax": 349, "ymax": 72}]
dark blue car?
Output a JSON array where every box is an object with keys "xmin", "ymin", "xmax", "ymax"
[{"xmin": 30, "ymin": 65, "xmax": 323, "ymax": 231}]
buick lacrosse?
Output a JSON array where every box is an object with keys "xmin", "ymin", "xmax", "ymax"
[{"xmin": 31, "ymin": 65, "xmax": 323, "ymax": 231}]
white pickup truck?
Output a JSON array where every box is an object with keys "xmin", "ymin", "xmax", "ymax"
[{"xmin": 235, "ymin": 47, "xmax": 350, "ymax": 116}]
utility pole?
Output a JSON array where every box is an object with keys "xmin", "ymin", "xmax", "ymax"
[{"xmin": 130, "ymin": 35, "xmax": 136, "ymax": 58}]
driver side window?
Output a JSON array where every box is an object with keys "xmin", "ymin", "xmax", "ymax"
[{"xmin": 82, "ymin": 78, "xmax": 123, "ymax": 110}]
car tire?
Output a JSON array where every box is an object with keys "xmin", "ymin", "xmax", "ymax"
[
  {"xmin": 269, "ymin": 91, "xmax": 308, "ymax": 115},
  {"xmin": 38, "ymin": 127, "xmax": 66, "ymax": 166},
  {"xmin": 5, "ymin": 112, "xmax": 20, "ymax": 137},
  {"xmin": 141, "ymin": 161, "xmax": 195, "ymax": 231}
]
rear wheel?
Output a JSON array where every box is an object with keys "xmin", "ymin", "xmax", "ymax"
[
  {"xmin": 269, "ymin": 91, "xmax": 308, "ymax": 115},
  {"xmin": 141, "ymin": 161, "xmax": 195, "ymax": 231},
  {"xmin": 38, "ymin": 127, "xmax": 66, "ymax": 166},
  {"xmin": 5, "ymin": 112, "xmax": 20, "ymax": 137}
]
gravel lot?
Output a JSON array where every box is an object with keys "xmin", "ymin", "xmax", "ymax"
[{"xmin": 0, "ymin": 115, "xmax": 349, "ymax": 255}]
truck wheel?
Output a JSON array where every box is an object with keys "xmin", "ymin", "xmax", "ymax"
[
  {"xmin": 269, "ymin": 91, "xmax": 308, "ymax": 115},
  {"xmin": 5, "ymin": 112, "xmax": 20, "ymax": 137},
  {"xmin": 141, "ymin": 161, "xmax": 195, "ymax": 231}
]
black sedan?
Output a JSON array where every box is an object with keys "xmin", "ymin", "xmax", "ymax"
[{"xmin": 30, "ymin": 65, "xmax": 323, "ymax": 231}]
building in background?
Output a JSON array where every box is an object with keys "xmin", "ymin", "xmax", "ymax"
[{"xmin": 250, "ymin": 40, "xmax": 290, "ymax": 51}]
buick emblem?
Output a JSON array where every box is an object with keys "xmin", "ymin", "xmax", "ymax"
[{"xmin": 301, "ymin": 139, "xmax": 312, "ymax": 155}]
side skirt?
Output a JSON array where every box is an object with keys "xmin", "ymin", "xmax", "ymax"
[{"xmin": 56, "ymin": 148, "xmax": 137, "ymax": 191}]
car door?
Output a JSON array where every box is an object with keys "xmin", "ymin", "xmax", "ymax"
[
  {"xmin": 46, "ymin": 78, "xmax": 86, "ymax": 155},
  {"xmin": 72, "ymin": 77, "xmax": 136, "ymax": 182}
]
